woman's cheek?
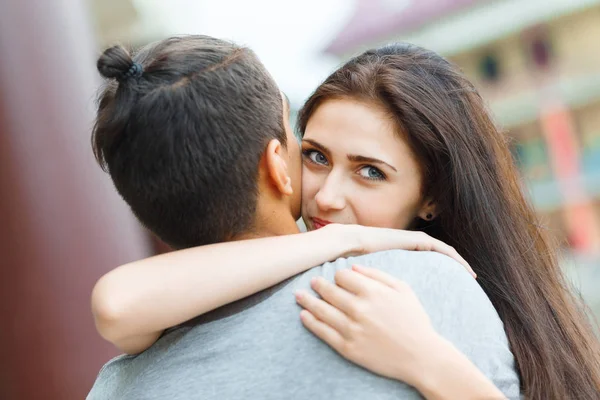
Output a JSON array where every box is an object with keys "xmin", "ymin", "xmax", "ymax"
[
  {"xmin": 351, "ymin": 186, "xmax": 415, "ymax": 229},
  {"xmin": 350, "ymin": 188, "xmax": 393, "ymax": 228},
  {"xmin": 301, "ymin": 166, "xmax": 320, "ymax": 204}
]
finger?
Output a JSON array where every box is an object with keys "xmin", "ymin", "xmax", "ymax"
[
  {"xmin": 416, "ymin": 237, "xmax": 476, "ymax": 278},
  {"xmin": 299, "ymin": 310, "xmax": 345, "ymax": 353},
  {"xmin": 334, "ymin": 269, "xmax": 378, "ymax": 296},
  {"xmin": 295, "ymin": 290, "xmax": 350, "ymax": 335},
  {"xmin": 431, "ymin": 242, "xmax": 475, "ymax": 278},
  {"xmin": 310, "ymin": 277, "xmax": 358, "ymax": 316},
  {"xmin": 351, "ymin": 265, "xmax": 408, "ymax": 290}
]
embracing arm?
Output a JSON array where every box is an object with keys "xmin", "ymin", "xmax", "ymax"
[
  {"xmin": 413, "ymin": 336, "xmax": 507, "ymax": 400},
  {"xmin": 92, "ymin": 224, "xmax": 354, "ymax": 354},
  {"xmin": 92, "ymin": 224, "xmax": 472, "ymax": 355},
  {"xmin": 296, "ymin": 266, "xmax": 506, "ymax": 400}
]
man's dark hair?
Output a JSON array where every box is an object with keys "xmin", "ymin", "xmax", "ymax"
[{"xmin": 93, "ymin": 35, "xmax": 286, "ymax": 249}]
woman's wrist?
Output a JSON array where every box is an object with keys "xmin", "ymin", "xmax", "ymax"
[
  {"xmin": 389, "ymin": 330, "xmax": 446, "ymax": 391},
  {"xmin": 322, "ymin": 223, "xmax": 364, "ymax": 258},
  {"xmin": 408, "ymin": 334, "xmax": 505, "ymax": 400},
  {"xmin": 410, "ymin": 334, "xmax": 460, "ymax": 398}
]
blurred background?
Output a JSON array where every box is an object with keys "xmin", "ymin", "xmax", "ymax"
[{"xmin": 1, "ymin": 0, "xmax": 599, "ymax": 398}]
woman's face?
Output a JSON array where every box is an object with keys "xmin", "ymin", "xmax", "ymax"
[{"xmin": 301, "ymin": 98, "xmax": 427, "ymax": 231}]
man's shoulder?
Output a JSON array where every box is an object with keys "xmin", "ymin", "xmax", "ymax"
[
  {"xmin": 342, "ymin": 250, "xmax": 489, "ymax": 310},
  {"xmin": 307, "ymin": 250, "xmax": 519, "ymax": 398},
  {"xmin": 320, "ymin": 249, "xmax": 472, "ymax": 285},
  {"xmin": 86, "ymin": 327, "xmax": 191, "ymax": 400},
  {"xmin": 305, "ymin": 249, "xmax": 503, "ymax": 338},
  {"xmin": 86, "ymin": 354, "xmax": 133, "ymax": 400}
]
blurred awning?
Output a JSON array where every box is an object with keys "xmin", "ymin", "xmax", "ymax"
[{"xmin": 325, "ymin": 0, "xmax": 600, "ymax": 57}]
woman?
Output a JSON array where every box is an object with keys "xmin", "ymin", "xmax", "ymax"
[{"xmin": 92, "ymin": 43, "xmax": 600, "ymax": 399}]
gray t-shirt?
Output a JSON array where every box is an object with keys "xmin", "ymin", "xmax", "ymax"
[{"xmin": 87, "ymin": 250, "xmax": 520, "ymax": 399}]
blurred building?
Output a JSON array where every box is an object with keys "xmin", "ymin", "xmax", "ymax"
[
  {"xmin": 325, "ymin": 0, "xmax": 600, "ymax": 316},
  {"xmin": 89, "ymin": 0, "xmax": 173, "ymax": 49}
]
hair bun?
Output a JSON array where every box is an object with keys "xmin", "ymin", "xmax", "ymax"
[{"xmin": 97, "ymin": 45, "xmax": 141, "ymax": 82}]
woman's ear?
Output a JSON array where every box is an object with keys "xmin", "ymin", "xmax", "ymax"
[
  {"xmin": 264, "ymin": 139, "xmax": 293, "ymax": 196},
  {"xmin": 418, "ymin": 198, "xmax": 438, "ymax": 221}
]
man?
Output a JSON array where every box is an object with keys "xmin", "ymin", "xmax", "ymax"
[{"xmin": 88, "ymin": 35, "xmax": 519, "ymax": 399}]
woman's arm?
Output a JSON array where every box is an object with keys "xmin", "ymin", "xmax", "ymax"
[
  {"xmin": 92, "ymin": 224, "xmax": 352, "ymax": 354},
  {"xmin": 296, "ymin": 266, "xmax": 504, "ymax": 400},
  {"xmin": 413, "ymin": 336, "xmax": 506, "ymax": 400},
  {"xmin": 92, "ymin": 224, "xmax": 472, "ymax": 355}
]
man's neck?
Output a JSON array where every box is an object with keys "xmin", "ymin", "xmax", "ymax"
[{"xmin": 233, "ymin": 213, "xmax": 300, "ymax": 241}]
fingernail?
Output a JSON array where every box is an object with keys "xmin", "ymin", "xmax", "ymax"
[
  {"xmin": 294, "ymin": 290, "xmax": 304, "ymax": 300},
  {"xmin": 310, "ymin": 277, "xmax": 318, "ymax": 287},
  {"xmin": 469, "ymin": 268, "xmax": 477, "ymax": 279}
]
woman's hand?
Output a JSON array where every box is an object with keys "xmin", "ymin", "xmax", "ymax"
[
  {"xmin": 295, "ymin": 266, "xmax": 506, "ymax": 400},
  {"xmin": 334, "ymin": 224, "xmax": 475, "ymax": 278},
  {"xmin": 294, "ymin": 265, "xmax": 438, "ymax": 387}
]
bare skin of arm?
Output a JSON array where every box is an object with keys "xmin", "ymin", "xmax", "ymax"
[{"xmin": 92, "ymin": 224, "xmax": 473, "ymax": 355}]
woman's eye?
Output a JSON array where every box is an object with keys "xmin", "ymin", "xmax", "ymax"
[
  {"xmin": 358, "ymin": 166, "xmax": 385, "ymax": 180},
  {"xmin": 303, "ymin": 150, "xmax": 329, "ymax": 166}
]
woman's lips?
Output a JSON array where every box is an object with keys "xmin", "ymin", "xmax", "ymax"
[{"xmin": 312, "ymin": 217, "xmax": 333, "ymax": 230}]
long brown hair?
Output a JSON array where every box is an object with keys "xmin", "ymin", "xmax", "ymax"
[{"xmin": 298, "ymin": 43, "xmax": 600, "ymax": 399}]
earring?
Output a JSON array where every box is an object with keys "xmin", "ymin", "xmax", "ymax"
[{"xmin": 426, "ymin": 213, "xmax": 433, "ymax": 220}]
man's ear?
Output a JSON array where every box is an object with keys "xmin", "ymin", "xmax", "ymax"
[
  {"xmin": 418, "ymin": 198, "xmax": 438, "ymax": 221},
  {"xmin": 264, "ymin": 139, "xmax": 293, "ymax": 196}
]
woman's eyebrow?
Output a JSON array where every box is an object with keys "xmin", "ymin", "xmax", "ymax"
[
  {"xmin": 302, "ymin": 139, "xmax": 331, "ymax": 154},
  {"xmin": 348, "ymin": 154, "xmax": 398, "ymax": 172}
]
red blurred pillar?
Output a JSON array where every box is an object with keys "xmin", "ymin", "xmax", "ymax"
[{"xmin": 0, "ymin": 1, "xmax": 151, "ymax": 399}]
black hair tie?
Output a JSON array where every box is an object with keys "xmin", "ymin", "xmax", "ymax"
[{"xmin": 119, "ymin": 62, "xmax": 143, "ymax": 82}]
